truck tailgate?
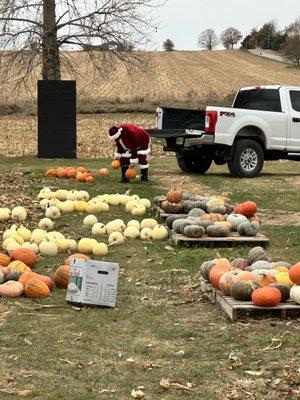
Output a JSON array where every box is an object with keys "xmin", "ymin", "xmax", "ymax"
[{"xmin": 160, "ymin": 107, "xmax": 205, "ymax": 130}]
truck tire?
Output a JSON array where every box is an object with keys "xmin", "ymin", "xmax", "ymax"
[
  {"xmin": 176, "ymin": 152, "xmax": 212, "ymax": 174},
  {"xmin": 227, "ymin": 139, "xmax": 264, "ymax": 178}
]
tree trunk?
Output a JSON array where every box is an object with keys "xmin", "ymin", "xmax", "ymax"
[{"xmin": 42, "ymin": 0, "xmax": 61, "ymax": 80}]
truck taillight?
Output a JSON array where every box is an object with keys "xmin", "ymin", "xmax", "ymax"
[{"xmin": 205, "ymin": 111, "xmax": 218, "ymax": 134}]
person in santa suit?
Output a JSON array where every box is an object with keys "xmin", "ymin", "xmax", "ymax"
[{"xmin": 108, "ymin": 124, "xmax": 151, "ymax": 182}]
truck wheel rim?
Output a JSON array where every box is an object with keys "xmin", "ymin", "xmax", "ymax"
[{"xmin": 240, "ymin": 148, "xmax": 258, "ymax": 172}]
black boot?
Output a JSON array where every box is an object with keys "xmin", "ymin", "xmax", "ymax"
[
  {"xmin": 120, "ymin": 166, "xmax": 129, "ymax": 183},
  {"xmin": 141, "ymin": 168, "xmax": 149, "ymax": 182}
]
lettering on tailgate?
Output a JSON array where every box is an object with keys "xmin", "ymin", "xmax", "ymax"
[{"xmin": 220, "ymin": 111, "xmax": 235, "ymax": 117}]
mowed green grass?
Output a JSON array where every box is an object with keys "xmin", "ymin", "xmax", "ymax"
[{"xmin": 0, "ymin": 157, "xmax": 299, "ymax": 400}]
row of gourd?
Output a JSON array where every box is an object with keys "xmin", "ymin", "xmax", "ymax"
[
  {"xmin": 0, "ymin": 251, "xmax": 85, "ymax": 299},
  {"xmin": 38, "ymin": 188, "xmax": 150, "ymax": 216},
  {"xmin": 45, "ymin": 166, "xmax": 95, "ymax": 183},
  {"xmin": 155, "ymin": 189, "xmax": 261, "ymax": 238},
  {"xmin": 200, "ymin": 246, "xmax": 300, "ymax": 306}
]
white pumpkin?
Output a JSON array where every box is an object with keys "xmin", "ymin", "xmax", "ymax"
[
  {"xmin": 108, "ymin": 232, "xmax": 124, "ymax": 245},
  {"xmin": 131, "ymin": 204, "xmax": 146, "ymax": 216},
  {"xmin": 39, "ymin": 199, "xmax": 50, "ymax": 210},
  {"xmin": 83, "ymin": 215, "xmax": 98, "ymax": 226},
  {"xmin": 140, "ymin": 218, "xmax": 158, "ymax": 229},
  {"xmin": 92, "ymin": 243, "xmax": 108, "ymax": 256},
  {"xmin": 78, "ymin": 238, "xmax": 96, "ymax": 254},
  {"xmin": 44, "ymin": 231, "xmax": 64, "ymax": 241},
  {"xmin": 45, "ymin": 206, "xmax": 61, "ymax": 220},
  {"xmin": 125, "ymin": 200, "xmax": 139, "ymax": 213},
  {"xmin": 152, "ymin": 225, "xmax": 169, "ymax": 240},
  {"xmin": 56, "ymin": 238, "xmax": 70, "ymax": 253},
  {"xmin": 86, "ymin": 203, "xmax": 98, "ymax": 214},
  {"xmin": 58, "ymin": 200, "xmax": 75, "ymax": 213},
  {"xmin": 73, "ymin": 201, "xmax": 88, "ymax": 213},
  {"xmin": 2, "ymin": 237, "xmax": 17, "ymax": 250},
  {"xmin": 38, "ymin": 218, "xmax": 54, "ymax": 230},
  {"xmin": 119, "ymin": 195, "xmax": 131, "ymax": 205},
  {"xmin": 226, "ymin": 214, "xmax": 248, "ymax": 231},
  {"xmin": 108, "ymin": 194, "xmax": 121, "ymax": 206},
  {"xmin": 130, "ymin": 195, "xmax": 140, "ymax": 201},
  {"xmin": 31, "ymin": 229, "xmax": 47, "ymax": 245},
  {"xmin": 140, "ymin": 227, "xmax": 153, "ymax": 240},
  {"xmin": 11, "ymin": 206, "xmax": 27, "ymax": 221},
  {"xmin": 92, "ymin": 223, "xmax": 107, "ymax": 236},
  {"xmin": 55, "ymin": 189, "xmax": 69, "ymax": 201},
  {"xmin": 290, "ymin": 285, "xmax": 300, "ymax": 304},
  {"xmin": 49, "ymin": 198, "xmax": 60, "ymax": 207},
  {"xmin": 37, "ymin": 187, "xmax": 52, "ymax": 200},
  {"xmin": 106, "ymin": 221, "xmax": 123, "ymax": 235},
  {"xmin": 39, "ymin": 241, "xmax": 58, "ymax": 256},
  {"xmin": 67, "ymin": 239, "xmax": 78, "ymax": 252},
  {"xmin": 22, "ymin": 242, "xmax": 39, "ymax": 254},
  {"xmin": 66, "ymin": 190, "xmax": 79, "ymax": 201},
  {"xmin": 10, "ymin": 234, "xmax": 24, "ymax": 245},
  {"xmin": 77, "ymin": 191, "xmax": 90, "ymax": 201},
  {"xmin": 101, "ymin": 203, "xmax": 109, "ymax": 212},
  {"xmin": 3, "ymin": 228, "xmax": 19, "ymax": 240},
  {"xmin": 124, "ymin": 226, "xmax": 140, "ymax": 239},
  {"xmin": 0, "ymin": 208, "xmax": 11, "ymax": 221},
  {"xmin": 127, "ymin": 220, "xmax": 141, "ymax": 230},
  {"xmin": 139, "ymin": 199, "xmax": 151, "ymax": 209},
  {"xmin": 6, "ymin": 240, "xmax": 22, "ymax": 255},
  {"xmin": 17, "ymin": 226, "xmax": 32, "ymax": 242}
]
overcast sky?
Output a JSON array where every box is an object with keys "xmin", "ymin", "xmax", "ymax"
[{"xmin": 152, "ymin": 0, "xmax": 299, "ymax": 50}]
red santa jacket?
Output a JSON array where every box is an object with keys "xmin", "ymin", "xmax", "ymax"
[{"xmin": 115, "ymin": 124, "xmax": 150, "ymax": 163}]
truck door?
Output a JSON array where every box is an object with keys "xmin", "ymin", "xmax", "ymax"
[{"xmin": 288, "ymin": 90, "xmax": 300, "ymax": 151}]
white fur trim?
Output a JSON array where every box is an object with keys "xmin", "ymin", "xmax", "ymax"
[
  {"xmin": 121, "ymin": 151, "xmax": 131, "ymax": 158},
  {"xmin": 137, "ymin": 148, "xmax": 151, "ymax": 155},
  {"xmin": 119, "ymin": 138, "xmax": 130, "ymax": 150},
  {"xmin": 140, "ymin": 164, "xmax": 149, "ymax": 169},
  {"xmin": 130, "ymin": 158, "xmax": 138, "ymax": 164},
  {"xmin": 115, "ymin": 152, "xmax": 122, "ymax": 158},
  {"xmin": 108, "ymin": 127, "xmax": 122, "ymax": 140}
]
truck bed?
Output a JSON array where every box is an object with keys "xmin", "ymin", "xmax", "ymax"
[{"xmin": 159, "ymin": 107, "xmax": 205, "ymax": 130}]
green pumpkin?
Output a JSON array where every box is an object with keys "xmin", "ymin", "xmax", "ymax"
[
  {"xmin": 4, "ymin": 271, "xmax": 23, "ymax": 282},
  {"xmin": 188, "ymin": 208, "xmax": 206, "ymax": 218},
  {"xmin": 200, "ymin": 261, "xmax": 215, "ymax": 281},
  {"xmin": 230, "ymin": 281, "xmax": 259, "ymax": 301},
  {"xmin": 183, "ymin": 225, "xmax": 205, "ymax": 238},
  {"xmin": 248, "ymin": 247, "xmax": 270, "ymax": 265},
  {"xmin": 237, "ymin": 221, "xmax": 260, "ymax": 237},
  {"xmin": 165, "ymin": 214, "xmax": 188, "ymax": 229},
  {"xmin": 172, "ymin": 218, "xmax": 188, "ymax": 234},
  {"xmin": 206, "ymin": 225, "xmax": 229, "ymax": 237}
]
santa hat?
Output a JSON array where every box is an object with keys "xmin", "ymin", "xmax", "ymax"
[{"xmin": 108, "ymin": 126, "xmax": 122, "ymax": 140}]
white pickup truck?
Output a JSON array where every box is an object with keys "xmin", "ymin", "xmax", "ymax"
[{"xmin": 148, "ymin": 85, "xmax": 300, "ymax": 177}]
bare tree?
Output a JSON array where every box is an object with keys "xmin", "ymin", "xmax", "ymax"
[
  {"xmin": 283, "ymin": 35, "xmax": 300, "ymax": 66},
  {"xmin": 163, "ymin": 38, "xmax": 174, "ymax": 51},
  {"xmin": 197, "ymin": 29, "xmax": 218, "ymax": 51},
  {"xmin": 286, "ymin": 17, "xmax": 300, "ymax": 36},
  {"xmin": 0, "ymin": 0, "xmax": 165, "ymax": 87},
  {"xmin": 220, "ymin": 27, "xmax": 243, "ymax": 49}
]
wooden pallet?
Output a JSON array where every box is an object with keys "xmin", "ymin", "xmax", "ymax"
[
  {"xmin": 172, "ymin": 232, "xmax": 269, "ymax": 247},
  {"xmin": 200, "ymin": 279, "xmax": 300, "ymax": 322}
]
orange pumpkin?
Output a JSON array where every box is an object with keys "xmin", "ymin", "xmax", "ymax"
[
  {"xmin": 76, "ymin": 172, "xmax": 86, "ymax": 182},
  {"xmin": 209, "ymin": 264, "xmax": 231, "ymax": 289},
  {"xmin": 7, "ymin": 260, "xmax": 31, "ymax": 273},
  {"xmin": 235, "ymin": 201, "xmax": 257, "ymax": 217},
  {"xmin": 19, "ymin": 272, "xmax": 53, "ymax": 291},
  {"xmin": 86, "ymin": 176, "xmax": 94, "ymax": 184},
  {"xmin": 57, "ymin": 168, "xmax": 67, "ymax": 179},
  {"xmin": 99, "ymin": 168, "xmax": 110, "ymax": 176},
  {"xmin": 45, "ymin": 169, "xmax": 56, "ymax": 177},
  {"xmin": 11, "ymin": 248, "xmax": 37, "ymax": 268},
  {"xmin": 201, "ymin": 214, "xmax": 225, "ymax": 222},
  {"xmin": 0, "ymin": 253, "xmax": 11, "ymax": 267},
  {"xmin": 258, "ymin": 274, "xmax": 276, "ymax": 287},
  {"xmin": 289, "ymin": 262, "xmax": 300, "ymax": 284},
  {"xmin": 65, "ymin": 253, "xmax": 90, "ymax": 266},
  {"xmin": 251, "ymin": 287, "xmax": 281, "ymax": 307},
  {"xmin": 25, "ymin": 278, "xmax": 51, "ymax": 298},
  {"xmin": 166, "ymin": 188, "xmax": 183, "ymax": 204},
  {"xmin": 232, "ymin": 271, "xmax": 256, "ymax": 283},
  {"xmin": 219, "ymin": 269, "xmax": 242, "ymax": 295},
  {"xmin": 111, "ymin": 160, "xmax": 121, "ymax": 169},
  {"xmin": 53, "ymin": 265, "xmax": 70, "ymax": 288},
  {"xmin": 76, "ymin": 167, "xmax": 87, "ymax": 173},
  {"xmin": 125, "ymin": 167, "xmax": 137, "ymax": 180},
  {"xmin": 66, "ymin": 168, "xmax": 77, "ymax": 179}
]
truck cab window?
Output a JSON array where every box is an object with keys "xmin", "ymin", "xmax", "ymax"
[
  {"xmin": 290, "ymin": 91, "xmax": 300, "ymax": 112},
  {"xmin": 234, "ymin": 89, "xmax": 282, "ymax": 112}
]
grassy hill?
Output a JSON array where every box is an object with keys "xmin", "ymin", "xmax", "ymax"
[{"xmin": 1, "ymin": 50, "xmax": 300, "ymax": 115}]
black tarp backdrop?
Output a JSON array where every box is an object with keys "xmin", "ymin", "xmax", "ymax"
[{"xmin": 38, "ymin": 80, "xmax": 77, "ymax": 158}]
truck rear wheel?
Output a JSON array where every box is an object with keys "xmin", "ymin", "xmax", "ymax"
[
  {"xmin": 227, "ymin": 139, "xmax": 264, "ymax": 178},
  {"xmin": 176, "ymin": 152, "xmax": 212, "ymax": 174}
]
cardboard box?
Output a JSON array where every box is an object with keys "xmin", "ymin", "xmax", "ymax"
[{"xmin": 66, "ymin": 259, "xmax": 119, "ymax": 308}]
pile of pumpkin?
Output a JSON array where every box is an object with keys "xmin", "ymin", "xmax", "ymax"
[
  {"xmin": 0, "ymin": 250, "xmax": 85, "ymax": 299},
  {"xmin": 155, "ymin": 189, "xmax": 261, "ymax": 238},
  {"xmin": 87, "ymin": 217, "xmax": 169, "ymax": 244},
  {"xmin": 200, "ymin": 247, "xmax": 300, "ymax": 307},
  {"xmin": 38, "ymin": 188, "xmax": 150, "ymax": 217},
  {"xmin": 45, "ymin": 166, "xmax": 95, "ymax": 183}
]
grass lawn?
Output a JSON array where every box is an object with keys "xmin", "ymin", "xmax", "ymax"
[{"xmin": 0, "ymin": 157, "xmax": 299, "ymax": 400}]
